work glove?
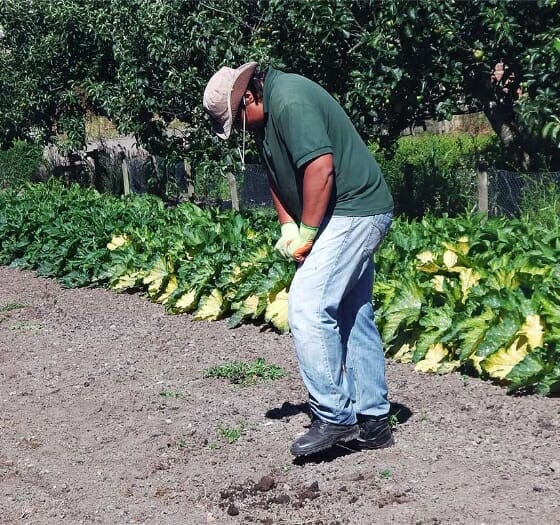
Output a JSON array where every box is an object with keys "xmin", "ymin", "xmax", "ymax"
[
  {"xmin": 274, "ymin": 221, "xmax": 299, "ymax": 259},
  {"xmin": 287, "ymin": 223, "xmax": 319, "ymax": 263}
]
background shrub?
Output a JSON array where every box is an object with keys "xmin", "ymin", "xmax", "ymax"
[
  {"xmin": 374, "ymin": 133, "xmax": 499, "ymax": 218},
  {"xmin": 0, "ymin": 141, "xmax": 44, "ymax": 190}
]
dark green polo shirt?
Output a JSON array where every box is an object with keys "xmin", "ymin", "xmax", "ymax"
[{"xmin": 257, "ymin": 67, "xmax": 393, "ymax": 222}]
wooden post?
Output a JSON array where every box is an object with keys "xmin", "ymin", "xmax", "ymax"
[
  {"xmin": 122, "ymin": 159, "xmax": 130, "ymax": 195},
  {"xmin": 184, "ymin": 159, "xmax": 194, "ymax": 200},
  {"xmin": 227, "ymin": 172, "xmax": 239, "ymax": 211},
  {"xmin": 478, "ymin": 169, "xmax": 488, "ymax": 215}
]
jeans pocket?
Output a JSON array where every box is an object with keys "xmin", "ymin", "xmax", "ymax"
[{"xmin": 363, "ymin": 213, "xmax": 393, "ymax": 258}]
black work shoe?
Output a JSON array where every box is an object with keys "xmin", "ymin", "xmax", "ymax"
[
  {"xmin": 356, "ymin": 416, "xmax": 395, "ymax": 449},
  {"xmin": 290, "ymin": 419, "xmax": 360, "ymax": 457}
]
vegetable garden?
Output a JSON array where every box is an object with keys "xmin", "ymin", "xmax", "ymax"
[
  {"xmin": 2, "ymin": 2, "xmax": 560, "ymax": 522},
  {"xmin": 1, "ymin": 180, "xmax": 559, "ymax": 396}
]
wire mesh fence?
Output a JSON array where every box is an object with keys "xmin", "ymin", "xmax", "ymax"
[
  {"xmin": 487, "ymin": 169, "xmax": 560, "ymax": 217},
  {"xmin": 240, "ymin": 164, "xmax": 273, "ymax": 208}
]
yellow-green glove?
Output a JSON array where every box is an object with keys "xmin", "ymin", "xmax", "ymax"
[
  {"xmin": 288, "ymin": 223, "xmax": 319, "ymax": 263},
  {"xmin": 274, "ymin": 221, "xmax": 299, "ymax": 259}
]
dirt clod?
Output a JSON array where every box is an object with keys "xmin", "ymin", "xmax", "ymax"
[
  {"xmin": 227, "ymin": 504, "xmax": 239, "ymax": 516},
  {"xmin": 255, "ymin": 475, "xmax": 275, "ymax": 492}
]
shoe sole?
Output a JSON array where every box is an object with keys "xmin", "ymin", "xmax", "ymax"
[{"xmin": 290, "ymin": 427, "xmax": 361, "ymax": 457}]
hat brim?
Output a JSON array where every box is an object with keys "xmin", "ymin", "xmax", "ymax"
[{"xmin": 212, "ymin": 62, "xmax": 257, "ymax": 139}]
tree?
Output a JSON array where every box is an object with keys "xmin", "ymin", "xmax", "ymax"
[
  {"xmin": 261, "ymin": 0, "xmax": 560, "ymax": 170},
  {"xmin": 1, "ymin": 0, "xmax": 558, "ymax": 172}
]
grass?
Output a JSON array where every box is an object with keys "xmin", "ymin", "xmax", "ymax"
[
  {"xmin": 204, "ymin": 357, "xmax": 287, "ymax": 386},
  {"xmin": 159, "ymin": 390, "xmax": 183, "ymax": 398},
  {"xmin": 217, "ymin": 422, "xmax": 246, "ymax": 444},
  {"xmin": 519, "ymin": 175, "xmax": 560, "ymax": 230},
  {"xmin": 0, "ymin": 302, "xmax": 26, "ymax": 312},
  {"xmin": 10, "ymin": 321, "xmax": 40, "ymax": 330},
  {"xmin": 379, "ymin": 468, "xmax": 393, "ymax": 480}
]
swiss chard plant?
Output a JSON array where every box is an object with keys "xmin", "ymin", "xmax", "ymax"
[{"xmin": 1, "ymin": 181, "xmax": 559, "ymax": 395}]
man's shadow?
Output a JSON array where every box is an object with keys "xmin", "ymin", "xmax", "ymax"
[{"xmin": 265, "ymin": 401, "xmax": 413, "ymax": 464}]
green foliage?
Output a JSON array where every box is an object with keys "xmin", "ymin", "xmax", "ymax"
[
  {"xmin": 2, "ymin": 181, "xmax": 559, "ymax": 395},
  {"xmin": 374, "ymin": 133, "xmax": 498, "ymax": 217},
  {"xmin": 1, "ymin": 0, "xmax": 559, "ymax": 176},
  {"xmin": 217, "ymin": 422, "xmax": 246, "ymax": 444},
  {"xmin": 375, "ymin": 213, "xmax": 560, "ymax": 395},
  {"xmin": 515, "ymin": 11, "xmax": 560, "ymax": 166},
  {"xmin": 0, "ymin": 302, "xmax": 25, "ymax": 312},
  {"xmin": 159, "ymin": 390, "xmax": 183, "ymax": 398},
  {"xmin": 0, "ymin": 179, "xmax": 293, "ymax": 330},
  {"xmin": 518, "ymin": 173, "xmax": 560, "ymax": 230},
  {"xmin": 0, "ymin": 141, "xmax": 43, "ymax": 189},
  {"xmin": 204, "ymin": 358, "xmax": 287, "ymax": 386}
]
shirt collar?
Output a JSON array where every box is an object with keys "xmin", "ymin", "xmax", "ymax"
[{"xmin": 262, "ymin": 66, "xmax": 279, "ymax": 116}]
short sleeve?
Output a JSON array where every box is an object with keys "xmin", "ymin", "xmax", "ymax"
[{"xmin": 275, "ymin": 102, "xmax": 333, "ymax": 169}]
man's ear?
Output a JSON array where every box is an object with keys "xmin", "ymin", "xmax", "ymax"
[{"xmin": 244, "ymin": 90, "xmax": 254, "ymax": 104}]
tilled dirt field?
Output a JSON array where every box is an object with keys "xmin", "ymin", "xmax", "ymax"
[{"xmin": 1, "ymin": 266, "xmax": 559, "ymax": 525}]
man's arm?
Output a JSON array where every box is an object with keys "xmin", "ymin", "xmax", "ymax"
[
  {"xmin": 268, "ymin": 173, "xmax": 295, "ymax": 224},
  {"xmin": 284, "ymin": 153, "xmax": 334, "ymax": 262},
  {"xmin": 300, "ymin": 153, "xmax": 334, "ymax": 228}
]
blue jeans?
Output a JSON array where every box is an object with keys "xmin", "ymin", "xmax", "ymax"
[{"xmin": 288, "ymin": 213, "xmax": 392, "ymax": 425}]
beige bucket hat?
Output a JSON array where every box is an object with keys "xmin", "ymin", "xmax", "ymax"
[{"xmin": 203, "ymin": 62, "xmax": 258, "ymax": 140}]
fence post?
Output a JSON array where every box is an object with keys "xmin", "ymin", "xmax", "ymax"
[
  {"xmin": 122, "ymin": 159, "xmax": 130, "ymax": 195},
  {"xmin": 478, "ymin": 169, "xmax": 488, "ymax": 215},
  {"xmin": 183, "ymin": 160, "xmax": 195, "ymax": 200},
  {"xmin": 227, "ymin": 172, "xmax": 239, "ymax": 211}
]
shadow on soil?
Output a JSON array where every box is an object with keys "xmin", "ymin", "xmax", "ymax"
[
  {"xmin": 265, "ymin": 401, "xmax": 413, "ymax": 465},
  {"xmin": 265, "ymin": 400, "xmax": 412, "ymax": 425}
]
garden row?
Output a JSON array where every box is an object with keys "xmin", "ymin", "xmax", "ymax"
[{"xmin": 1, "ymin": 181, "xmax": 559, "ymax": 395}]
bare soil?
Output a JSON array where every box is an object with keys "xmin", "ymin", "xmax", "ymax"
[{"xmin": 1, "ymin": 266, "xmax": 559, "ymax": 525}]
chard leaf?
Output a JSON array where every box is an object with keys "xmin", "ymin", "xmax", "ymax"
[
  {"xmin": 481, "ymin": 337, "xmax": 529, "ymax": 379},
  {"xmin": 413, "ymin": 305, "xmax": 453, "ymax": 362},
  {"xmin": 154, "ymin": 275, "xmax": 178, "ymax": 305},
  {"xmin": 380, "ymin": 279, "xmax": 424, "ymax": 344},
  {"xmin": 265, "ymin": 288, "xmax": 289, "ymax": 333},
  {"xmin": 455, "ymin": 308, "xmax": 494, "ymax": 360},
  {"xmin": 143, "ymin": 257, "xmax": 174, "ymax": 297},
  {"xmin": 507, "ymin": 346, "xmax": 560, "ymax": 395},
  {"xmin": 166, "ymin": 288, "xmax": 199, "ymax": 314},
  {"xmin": 228, "ymin": 294, "xmax": 261, "ymax": 328},
  {"xmin": 475, "ymin": 312, "xmax": 520, "ymax": 359},
  {"xmin": 194, "ymin": 289, "xmax": 224, "ymax": 321},
  {"xmin": 506, "ymin": 352, "xmax": 545, "ymax": 392},
  {"xmin": 414, "ymin": 343, "xmax": 450, "ymax": 373}
]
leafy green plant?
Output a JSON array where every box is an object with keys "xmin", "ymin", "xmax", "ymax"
[
  {"xmin": 159, "ymin": 390, "xmax": 183, "ymax": 399},
  {"xmin": 2, "ymin": 180, "xmax": 560, "ymax": 396},
  {"xmin": 0, "ymin": 141, "xmax": 44, "ymax": 189},
  {"xmin": 379, "ymin": 468, "xmax": 393, "ymax": 480},
  {"xmin": 10, "ymin": 321, "xmax": 40, "ymax": 331},
  {"xmin": 0, "ymin": 302, "xmax": 26, "ymax": 312},
  {"xmin": 204, "ymin": 357, "xmax": 287, "ymax": 386},
  {"xmin": 374, "ymin": 133, "xmax": 498, "ymax": 218},
  {"xmin": 217, "ymin": 422, "xmax": 246, "ymax": 444},
  {"xmin": 375, "ymin": 212, "xmax": 560, "ymax": 395}
]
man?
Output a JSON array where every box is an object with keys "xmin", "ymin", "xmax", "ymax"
[{"xmin": 203, "ymin": 62, "xmax": 394, "ymax": 457}]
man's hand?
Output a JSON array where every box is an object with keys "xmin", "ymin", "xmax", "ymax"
[
  {"xmin": 274, "ymin": 221, "xmax": 299, "ymax": 258},
  {"xmin": 287, "ymin": 223, "xmax": 318, "ymax": 263}
]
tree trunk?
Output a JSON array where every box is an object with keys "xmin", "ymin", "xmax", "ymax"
[{"xmin": 483, "ymin": 102, "xmax": 535, "ymax": 171}]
